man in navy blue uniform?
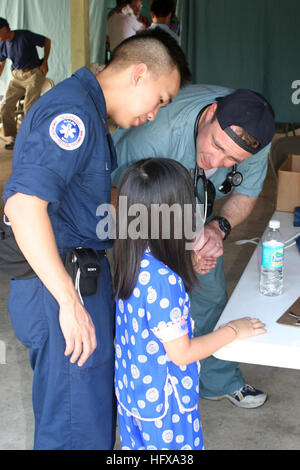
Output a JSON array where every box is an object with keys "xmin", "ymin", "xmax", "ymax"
[
  {"xmin": 3, "ymin": 29, "xmax": 191, "ymax": 450},
  {"xmin": 0, "ymin": 17, "xmax": 51, "ymax": 149}
]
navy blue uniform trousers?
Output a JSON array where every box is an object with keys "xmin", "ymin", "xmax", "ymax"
[{"xmin": 8, "ymin": 257, "xmax": 116, "ymax": 450}]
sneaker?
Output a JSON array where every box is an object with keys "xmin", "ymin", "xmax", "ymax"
[
  {"xmin": 202, "ymin": 384, "xmax": 267, "ymax": 409},
  {"xmin": 5, "ymin": 138, "xmax": 15, "ymax": 150}
]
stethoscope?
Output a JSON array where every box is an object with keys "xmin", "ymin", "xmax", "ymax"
[{"xmin": 192, "ymin": 108, "xmax": 243, "ymax": 220}]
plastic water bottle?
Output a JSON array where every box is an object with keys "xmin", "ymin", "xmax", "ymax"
[{"xmin": 259, "ymin": 220, "xmax": 284, "ymax": 296}]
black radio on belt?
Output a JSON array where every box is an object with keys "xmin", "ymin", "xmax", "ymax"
[{"xmin": 64, "ymin": 247, "xmax": 104, "ymax": 297}]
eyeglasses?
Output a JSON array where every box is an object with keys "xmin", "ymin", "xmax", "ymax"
[{"xmin": 193, "ymin": 166, "xmax": 216, "ymax": 219}]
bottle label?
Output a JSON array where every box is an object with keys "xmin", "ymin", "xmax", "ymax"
[{"xmin": 262, "ymin": 243, "xmax": 284, "ymax": 269}]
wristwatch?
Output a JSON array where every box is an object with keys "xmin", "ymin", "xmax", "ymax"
[{"xmin": 212, "ymin": 216, "xmax": 231, "ymax": 240}]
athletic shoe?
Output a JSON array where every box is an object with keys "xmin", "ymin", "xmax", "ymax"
[
  {"xmin": 4, "ymin": 140, "xmax": 15, "ymax": 150},
  {"xmin": 202, "ymin": 384, "xmax": 267, "ymax": 408}
]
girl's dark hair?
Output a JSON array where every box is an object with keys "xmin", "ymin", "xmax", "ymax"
[{"xmin": 113, "ymin": 158, "xmax": 199, "ymax": 300}]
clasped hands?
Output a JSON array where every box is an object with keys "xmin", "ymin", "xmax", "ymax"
[{"xmin": 192, "ymin": 222, "xmax": 224, "ymax": 274}]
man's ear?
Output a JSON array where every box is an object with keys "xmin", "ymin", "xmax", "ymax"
[
  {"xmin": 208, "ymin": 102, "xmax": 218, "ymax": 115},
  {"xmin": 131, "ymin": 63, "xmax": 148, "ymax": 87},
  {"xmin": 205, "ymin": 102, "xmax": 218, "ymax": 121}
]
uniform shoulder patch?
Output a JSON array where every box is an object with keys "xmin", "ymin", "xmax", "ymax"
[{"xmin": 49, "ymin": 113, "xmax": 85, "ymax": 150}]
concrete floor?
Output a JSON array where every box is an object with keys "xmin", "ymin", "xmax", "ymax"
[{"xmin": 0, "ymin": 133, "xmax": 300, "ymax": 451}]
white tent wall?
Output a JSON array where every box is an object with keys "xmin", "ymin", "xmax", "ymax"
[{"xmin": 0, "ymin": 0, "xmax": 109, "ymax": 95}]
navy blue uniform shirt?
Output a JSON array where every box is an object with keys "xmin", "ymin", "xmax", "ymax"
[
  {"xmin": 0, "ymin": 30, "xmax": 46, "ymax": 69},
  {"xmin": 3, "ymin": 67, "xmax": 118, "ymax": 252}
]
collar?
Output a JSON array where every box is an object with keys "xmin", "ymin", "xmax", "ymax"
[
  {"xmin": 73, "ymin": 67, "xmax": 109, "ymax": 131},
  {"xmin": 193, "ymin": 104, "xmax": 211, "ymax": 144}
]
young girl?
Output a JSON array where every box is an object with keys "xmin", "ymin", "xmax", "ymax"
[{"xmin": 113, "ymin": 158, "xmax": 266, "ymax": 450}]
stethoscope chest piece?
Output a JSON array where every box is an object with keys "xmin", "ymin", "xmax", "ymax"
[{"xmin": 218, "ymin": 164, "xmax": 243, "ymax": 194}]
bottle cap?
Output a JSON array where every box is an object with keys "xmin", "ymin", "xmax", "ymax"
[{"xmin": 269, "ymin": 219, "xmax": 280, "ymax": 229}]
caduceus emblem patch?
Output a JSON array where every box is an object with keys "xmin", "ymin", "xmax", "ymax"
[{"xmin": 49, "ymin": 113, "xmax": 85, "ymax": 150}]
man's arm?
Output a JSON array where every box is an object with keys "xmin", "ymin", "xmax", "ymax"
[
  {"xmin": 0, "ymin": 60, "xmax": 6, "ymax": 77},
  {"xmin": 196, "ymin": 191, "xmax": 258, "ymax": 259},
  {"xmin": 40, "ymin": 37, "xmax": 51, "ymax": 76},
  {"xmin": 4, "ymin": 192, "xmax": 97, "ymax": 366},
  {"xmin": 111, "ymin": 184, "xmax": 118, "ymax": 208}
]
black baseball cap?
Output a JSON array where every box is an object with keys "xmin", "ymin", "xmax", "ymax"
[
  {"xmin": 216, "ymin": 89, "xmax": 275, "ymax": 154},
  {"xmin": 0, "ymin": 18, "xmax": 9, "ymax": 30}
]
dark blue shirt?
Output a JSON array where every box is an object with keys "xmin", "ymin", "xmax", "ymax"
[
  {"xmin": 3, "ymin": 67, "xmax": 118, "ymax": 252},
  {"xmin": 0, "ymin": 30, "xmax": 46, "ymax": 69}
]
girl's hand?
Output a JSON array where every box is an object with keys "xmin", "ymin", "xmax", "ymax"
[
  {"xmin": 226, "ymin": 317, "xmax": 266, "ymax": 340},
  {"xmin": 192, "ymin": 252, "xmax": 217, "ymax": 274}
]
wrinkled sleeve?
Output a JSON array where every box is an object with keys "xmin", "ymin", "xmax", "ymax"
[
  {"xmin": 144, "ymin": 272, "xmax": 189, "ymax": 343},
  {"xmin": 3, "ymin": 109, "xmax": 91, "ymax": 204}
]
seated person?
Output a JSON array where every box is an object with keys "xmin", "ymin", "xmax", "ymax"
[{"xmin": 107, "ymin": 0, "xmax": 145, "ymax": 52}]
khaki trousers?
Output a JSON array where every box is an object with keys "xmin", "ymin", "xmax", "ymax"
[{"xmin": 0, "ymin": 67, "xmax": 46, "ymax": 137}]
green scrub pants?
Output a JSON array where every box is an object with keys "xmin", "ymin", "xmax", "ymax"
[{"xmin": 189, "ymin": 256, "xmax": 244, "ymax": 397}]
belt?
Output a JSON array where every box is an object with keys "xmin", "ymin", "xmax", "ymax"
[{"xmin": 61, "ymin": 248, "xmax": 106, "ymax": 264}]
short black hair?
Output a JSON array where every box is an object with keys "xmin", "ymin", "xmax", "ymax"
[
  {"xmin": 150, "ymin": 0, "xmax": 175, "ymax": 17},
  {"xmin": 113, "ymin": 158, "xmax": 199, "ymax": 300},
  {"xmin": 0, "ymin": 18, "xmax": 9, "ymax": 30},
  {"xmin": 109, "ymin": 27, "xmax": 191, "ymax": 88},
  {"xmin": 116, "ymin": 0, "xmax": 129, "ymax": 7}
]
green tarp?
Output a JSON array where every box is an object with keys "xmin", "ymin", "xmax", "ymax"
[
  {"xmin": 0, "ymin": 0, "xmax": 299, "ymax": 123},
  {"xmin": 0, "ymin": 0, "xmax": 109, "ymax": 95},
  {"xmin": 178, "ymin": 0, "xmax": 300, "ymax": 123}
]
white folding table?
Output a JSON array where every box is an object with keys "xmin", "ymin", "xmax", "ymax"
[{"xmin": 213, "ymin": 211, "xmax": 300, "ymax": 369}]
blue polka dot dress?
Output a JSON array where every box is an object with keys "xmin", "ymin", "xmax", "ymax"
[{"xmin": 115, "ymin": 249, "xmax": 204, "ymax": 450}]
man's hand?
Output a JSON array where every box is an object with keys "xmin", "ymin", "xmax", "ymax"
[
  {"xmin": 39, "ymin": 61, "xmax": 48, "ymax": 76},
  {"xmin": 4, "ymin": 193, "xmax": 97, "ymax": 367},
  {"xmin": 59, "ymin": 295, "xmax": 97, "ymax": 367},
  {"xmin": 40, "ymin": 38, "xmax": 51, "ymax": 76},
  {"xmin": 111, "ymin": 185, "xmax": 118, "ymax": 208},
  {"xmin": 192, "ymin": 191, "xmax": 258, "ymax": 274},
  {"xmin": 192, "ymin": 222, "xmax": 221, "ymax": 274},
  {"xmin": 196, "ymin": 221, "xmax": 224, "ymax": 258}
]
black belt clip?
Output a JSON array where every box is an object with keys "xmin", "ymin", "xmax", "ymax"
[{"xmin": 64, "ymin": 247, "xmax": 104, "ymax": 298}]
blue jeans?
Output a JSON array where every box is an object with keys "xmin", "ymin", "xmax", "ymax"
[
  {"xmin": 189, "ymin": 256, "xmax": 244, "ymax": 397},
  {"xmin": 8, "ymin": 257, "xmax": 116, "ymax": 450}
]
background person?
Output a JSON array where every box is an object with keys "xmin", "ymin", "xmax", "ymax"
[
  {"xmin": 108, "ymin": 0, "xmax": 128, "ymax": 19},
  {"xmin": 111, "ymin": 84, "xmax": 275, "ymax": 410},
  {"xmin": 108, "ymin": 0, "xmax": 150, "ymax": 27},
  {"xmin": 113, "ymin": 158, "xmax": 266, "ymax": 450},
  {"xmin": 149, "ymin": 0, "xmax": 179, "ymax": 42},
  {"xmin": 0, "ymin": 17, "xmax": 51, "ymax": 150},
  {"xmin": 107, "ymin": 0, "xmax": 145, "ymax": 52},
  {"xmin": 2, "ymin": 29, "xmax": 190, "ymax": 450},
  {"xmin": 130, "ymin": 0, "xmax": 151, "ymax": 28}
]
